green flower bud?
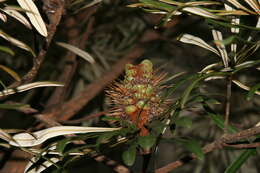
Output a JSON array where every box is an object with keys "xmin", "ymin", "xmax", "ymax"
[
  {"xmin": 136, "ymin": 100, "xmax": 145, "ymax": 108},
  {"xmin": 146, "ymin": 85, "xmax": 153, "ymax": 96},
  {"xmin": 141, "ymin": 59, "xmax": 153, "ymax": 73},
  {"xmin": 125, "ymin": 105, "xmax": 137, "ymax": 115}
]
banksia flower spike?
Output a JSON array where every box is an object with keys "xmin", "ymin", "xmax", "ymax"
[{"xmin": 106, "ymin": 59, "xmax": 168, "ymax": 136}]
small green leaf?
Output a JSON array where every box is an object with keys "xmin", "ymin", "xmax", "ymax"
[
  {"xmin": 175, "ymin": 117, "xmax": 192, "ymax": 128},
  {"xmin": 138, "ymin": 135, "xmax": 156, "ymax": 150},
  {"xmin": 224, "ymin": 149, "xmax": 256, "ymax": 173},
  {"xmin": 247, "ymin": 83, "xmax": 260, "ymax": 100},
  {"xmin": 122, "ymin": 146, "xmax": 136, "ymax": 166},
  {"xmin": 177, "ymin": 139, "xmax": 204, "ymax": 160}
]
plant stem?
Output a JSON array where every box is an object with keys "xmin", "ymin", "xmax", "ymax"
[{"xmin": 224, "ymin": 76, "xmax": 232, "ymax": 134}]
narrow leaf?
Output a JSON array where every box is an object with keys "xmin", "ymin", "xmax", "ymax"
[
  {"xmin": 0, "ymin": 45, "xmax": 15, "ymax": 55},
  {"xmin": 0, "ymin": 81, "xmax": 64, "ymax": 97},
  {"xmin": 224, "ymin": 149, "xmax": 256, "ymax": 173},
  {"xmin": 0, "ymin": 30, "xmax": 35, "ymax": 57},
  {"xmin": 233, "ymin": 80, "xmax": 260, "ymax": 96},
  {"xmin": 0, "ymin": 129, "xmax": 11, "ymax": 142},
  {"xmin": 247, "ymin": 83, "xmax": 260, "ymax": 100},
  {"xmin": 3, "ymin": 8, "xmax": 32, "ymax": 29},
  {"xmin": 56, "ymin": 42, "xmax": 95, "ymax": 64},
  {"xmin": 178, "ymin": 34, "xmax": 220, "ymax": 56},
  {"xmin": 0, "ymin": 64, "xmax": 21, "ymax": 81},
  {"xmin": 9, "ymin": 126, "xmax": 120, "ymax": 147},
  {"xmin": 182, "ymin": 7, "xmax": 221, "ymax": 19},
  {"xmin": 17, "ymin": 0, "xmax": 47, "ymax": 37},
  {"xmin": 0, "ymin": 103, "xmax": 29, "ymax": 110},
  {"xmin": 212, "ymin": 30, "xmax": 229, "ymax": 67}
]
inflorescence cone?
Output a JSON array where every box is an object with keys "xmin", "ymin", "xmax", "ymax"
[{"xmin": 106, "ymin": 59, "xmax": 168, "ymax": 136}]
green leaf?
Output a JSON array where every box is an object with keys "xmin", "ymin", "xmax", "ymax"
[
  {"xmin": 56, "ymin": 139, "xmax": 71, "ymax": 154},
  {"xmin": 0, "ymin": 103, "xmax": 29, "ymax": 110},
  {"xmin": 140, "ymin": 0, "xmax": 176, "ymax": 12},
  {"xmin": 177, "ymin": 139, "xmax": 204, "ymax": 160},
  {"xmin": 247, "ymin": 83, "xmax": 260, "ymax": 100},
  {"xmin": 180, "ymin": 72, "xmax": 228, "ymax": 108},
  {"xmin": 0, "ymin": 45, "xmax": 15, "ymax": 55},
  {"xmin": 96, "ymin": 132, "xmax": 116, "ymax": 145},
  {"xmin": 175, "ymin": 117, "xmax": 192, "ymax": 128},
  {"xmin": 205, "ymin": 111, "xmax": 238, "ymax": 133},
  {"xmin": 122, "ymin": 146, "xmax": 136, "ymax": 166},
  {"xmin": 0, "ymin": 64, "xmax": 21, "ymax": 81},
  {"xmin": 224, "ymin": 149, "xmax": 256, "ymax": 173},
  {"xmin": 138, "ymin": 135, "xmax": 156, "ymax": 150}
]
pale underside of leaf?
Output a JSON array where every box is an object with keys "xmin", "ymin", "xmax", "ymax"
[
  {"xmin": 178, "ymin": 34, "xmax": 220, "ymax": 56},
  {"xmin": 56, "ymin": 42, "xmax": 95, "ymax": 64},
  {"xmin": 0, "ymin": 11, "xmax": 7, "ymax": 22},
  {"xmin": 0, "ymin": 81, "xmax": 64, "ymax": 97},
  {"xmin": 0, "ymin": 30, "xmax": 35, "ymax": 57},
  {"xmin": 212, "ymin": 30, "xmax": 229, "ymax": 67},
  {"xmin": 182, "ymin": 7, "xmax": 221, "ymax": 19},
  {"xmin": 10, "ymin": 126, "xmax": 120, "ymax": 147},
  {"xmin": 232, "ymin": 80, "xmax": 260, "ymax": 95},
  {"xmin": 227, "ymin": 0, "xmax": 256, "ymax": 14},
  {"xmin": 3, "ymin": 8, "xmax": 32, "ymax": 29},
  {"xmin": 0, "ymin": 129, "xmax": 12, "ymax": 142},
  {"xmin": 244, "ymin": 0, "xmax": 260, "ymax": 14},
  {"xmin": 17, "ymin": 0, "xmax": 47, "ymax": 37},
  {"xmin": 24, "ymin": 157, "xmax": 59, "ymax": 173}
]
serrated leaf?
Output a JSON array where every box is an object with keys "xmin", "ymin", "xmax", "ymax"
[
  {"xmin": 138, "ymin": 135, "xmax": 156, "ymax": 150},
  {"xmin": 0, "ymin": 81, "xmax": 64, "ymax": 97},
  {"xmin": 224, "ymin": 149, "xmax": 256, "ymax": 173},
  {"xmin": 247, "ymin": 83, "xmax": 260, "ymax": 100},
  {"xmin": 177, "ymin": 139, "xmax": 204, "ymax": 160},
  {"xmin": 3, "ymin": 8, "xmax": 32, "ymax": 29},
  {"xmin": 0, "ymin": 64, "xmax": 21, "ymax": 81},
  {"xmin": 175, "ymin": 117, "xmax": 192, "ymax": 128},
  {"xmin": 122, "ymin": 146, "xmax": 136, "ymax": 166},
  {"xmin": 17, "ymin": 0, "xmax": 47, "ymax": 37},
  {"xmin": 9, "ymin": 126, "xmax": 120, "ymax": 147},
  {"xmin": 56, "ymin": 42, "xmax": 95, "ymax": 64},
  {"xmin": 178, "ymin": 34, "xmax": 220, "ymax": 56},
  {"xmin": 0, "ymin": 45, "xmax": 15, "ymax": 55},
  {"xmin": 0, "ymin": 30, "xmax": 35, "ymax": 57}
]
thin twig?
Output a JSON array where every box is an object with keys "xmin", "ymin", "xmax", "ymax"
[
  {"xmin": 155, "ymin": 125, "xmax": 260, "ymax": 173},
  {"xmin": 59, "ymin": 111, "xmax": 107, "ymax": 124}
]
